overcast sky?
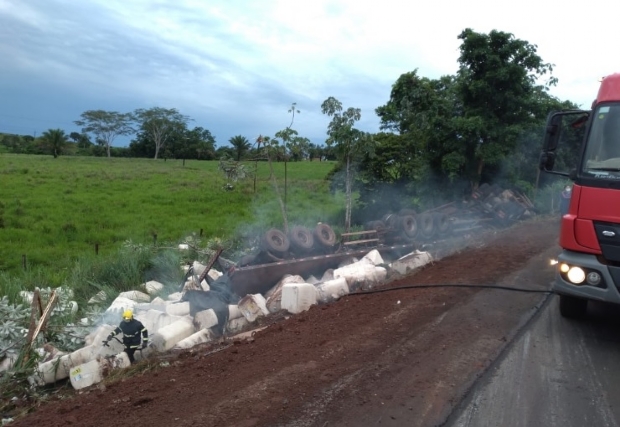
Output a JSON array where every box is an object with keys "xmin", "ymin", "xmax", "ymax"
[{"xmin": 1, "ymin": 0, "xmax": 617, "ymax": 148}]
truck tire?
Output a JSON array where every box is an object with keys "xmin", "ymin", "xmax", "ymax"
[
  {"xmin": 289, "ymin": 226, "xmax": 314, "ymax": 253},
  {"xmin": 382, "ymin": 213, "xmax": 399, "ymax": 229},
  {"xmin": 399, "ymin": 215, "xmax": 418, "ymax": 239},
  {"xmin": 418, "ymin": 213, "xmax": 435, "ymax": 239},
  {"xmin": 559, "ymin": 294, "xmax": 588, "ymax": 318},
  {"xmin": 434, "ymin": 213, "xmax": 451, "ymax": 235},
  {"xmin": 314, "ymin": 223, "xmax": 337, "ymax": 248},
  {"xmin": 261, "ymin": 228, "xmax": 290, "ymax": 255}
]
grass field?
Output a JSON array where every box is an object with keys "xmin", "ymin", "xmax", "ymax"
[{"xmin": 0, "ymin": 154, "xmax": 342, "ymax": 293}]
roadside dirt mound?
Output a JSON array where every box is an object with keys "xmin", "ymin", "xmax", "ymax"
[{"xmin": 9, "ymin": 217, "xmax": 561, "ymax": 427}]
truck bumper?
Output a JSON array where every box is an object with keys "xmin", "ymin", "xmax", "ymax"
[{"xmin": 554, "ymin": 250, "xmax": 620, "ymax": 304}]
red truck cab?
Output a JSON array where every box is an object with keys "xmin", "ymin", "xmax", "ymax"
[{"xmin": 540, "ymin": 73, "xmax": 620, "ymax": 317}]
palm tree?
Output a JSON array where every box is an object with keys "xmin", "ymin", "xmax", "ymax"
[
  {"xmin": 228, "ymin": 135, "xmax": 251, "ymax": 161},
  {"xmin": 41, "ymin": 129, "xmax": 68, "ymax": 158}
]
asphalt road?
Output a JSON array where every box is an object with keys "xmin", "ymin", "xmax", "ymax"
[{"xmin": 447, "ymin": 294, "xmax": 620, "ymax": 427}]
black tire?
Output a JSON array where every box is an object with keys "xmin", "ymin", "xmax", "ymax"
[
  {"xmin": 399, "ymin": 215, "xmax": 418, "ymax": 239},
  {"xmin": 434, "ymin": 213, "xmax": 451, "ymax": 235},
  {"xmin": 314, "ymin": 223, "xmax": 337, "ymax": 247},
  {"xmin": 368, "ymin": 220, "xmax": 386, "ymax": 232},
  {"xmin": 559, "ymin": 294, "xmax": 588, "ymax": 318},
  {"xmin": 418, "ymin": 213, "xmax": 435, "ymax": 239},
  {"xmin": 289, "ymin": 226, "xmax": 314, "ymax": 252},
  {"xmin": 261, "ymin": 228, "xmax": 290, "ymax": 254},
  {"xmin": 382, "ymin": 213, "xmax": 399, "ymax": 229}
]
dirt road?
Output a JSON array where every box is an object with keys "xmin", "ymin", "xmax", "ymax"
[{"xmin": 10, "ymin": 217, "xmax": 561, "ymax": 427}]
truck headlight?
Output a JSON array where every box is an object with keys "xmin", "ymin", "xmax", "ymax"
[{"xmin": 567, "ymin": 266, "xmax": 586, "ymax": 284}]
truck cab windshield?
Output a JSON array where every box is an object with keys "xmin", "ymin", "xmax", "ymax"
[{"xmin": 583, "ymin": 103, "xmax": 620, "ymax": 173}]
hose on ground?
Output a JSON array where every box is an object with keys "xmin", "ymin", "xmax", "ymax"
[{"xmin": 351, "ymin": 283, "xmax": 552, "ymax": 296}]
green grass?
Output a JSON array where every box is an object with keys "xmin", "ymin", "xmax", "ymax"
[{"xmin": 0, "ymin": 155, "xmax": 343, "ymax": 293}]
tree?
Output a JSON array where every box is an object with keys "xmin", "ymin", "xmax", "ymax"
[
  {"xmin": 455, "ymin": 28, "xmax": 557, "ymax": 184},
  {"xmin": 41, "ymin": 129, "xmax": 68, "ymax": 158},
  {"xmin": 133, "ymin": 107, "xmax": 190, "ymax": 159},
  {"xmin": 69, "ymin": 132, "xmax": 92, "ymax": 149},
  {"xmin": 229, "ymin": 135, "xmax": 251, "ymax": 161},
  {"xmin": 75, "ymin": 110, "xmax": 133, "ymax": 158},
  {"xmin": 321, "ymin": 97, "xmax": 374, "ymax": 231}
]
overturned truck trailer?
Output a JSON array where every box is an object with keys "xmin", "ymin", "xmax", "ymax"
[
  {"xmin": 229, "ymin": 222, "xmax": 417, "ymax": 297},
  {"xmin": 228, "ymin": 183, "xmax": 535, "ymax": 297}
]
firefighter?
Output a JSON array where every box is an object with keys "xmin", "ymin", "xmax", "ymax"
[{"xmin": 103, "ymin": 309, "xmax": 148, "ymax": 364}]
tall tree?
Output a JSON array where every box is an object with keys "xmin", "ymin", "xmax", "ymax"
[
  {"xmin": 321, "ymin": 97, "xmax": 374, "ymax": 231},
  {"xmin": 455, "ymin": 28, "xmax": 557, "ymax": 184},
  {"xmin": 229, "ymin": 135, "xmax": 251, "ymax": 161},
  {"xmin": 133, "ymin": 107, "xmax": 190, "ymax": 159},
  {"xmin": 41, "ymin": 129, "xmax": 68, "ymax": 158},
  {"xmin": 75, "ymin": 110, "xmax": 133, "ymax": 158}
]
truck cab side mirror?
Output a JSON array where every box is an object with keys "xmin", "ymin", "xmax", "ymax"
[
  {"xmin": 543, "ymin": 113, "xmax": 563, "ymax": 151},
  {"xmin": 539, "ymin": 152, "xmax": 556, "ymax": 171}
]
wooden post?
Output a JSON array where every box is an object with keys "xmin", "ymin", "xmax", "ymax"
[
  {"xmin": 153, "ymin": 234, "xmax": 158, "ymax": 246},
  {"xmin": 95, "ymin": 243, "xmax": 99, "ymax": 255},
  {"xmin": 22, "ymin": 254, "xmax": 27, "ymax": 270}
]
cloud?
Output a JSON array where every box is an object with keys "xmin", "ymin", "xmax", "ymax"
[{"xmin": 0, "ymin": 0, "xmax": 616, "ymax": 145}]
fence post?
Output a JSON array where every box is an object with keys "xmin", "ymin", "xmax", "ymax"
[{"xmin": 22, "ymin": 254, "xmax": 27, "ymax": 270}]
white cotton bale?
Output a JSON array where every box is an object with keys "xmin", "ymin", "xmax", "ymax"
[
  {"xmin": 281, "ymin": 283, "xmax": 317, "ymax": 314},
  {"xmin": 144, "ymin": 280, "xmax": 164, "ymax": 295},
  {"xmin": 88, "ymin": 290, "xmax": 108, "ymax": 305},
  {"xmin": 228, "ymin": 304, "xmax": 243, "ymax": 320},
  {"xmin": 167, "ymin": 292, "xmax": 183, "ymax": 301},
  {"xmin": 166, "ymin": 301, "xmax": 191, "ymax": 316},
  {"xmin": 265, "ymin": 275, "xmax": 305, "ymax": 313},
  {"xmin": 103, "ymin": 296, "xmax": 137, "ymax": 324},
  {"xmin": 200, "ymin": 280, "xmax": 210, "ymax": 291},
  {"xmin": 151, "ymin": 296, "xmax": 166, "ymax": 305},
  {"xmin": 337, "ymin": 257, "xmax": 357, "ymax": 268},
  {"xmin": 138, "ymin": 309, "xmax": 182, "ymax": 334},
  {"xmin": 69, "ymin": 359, "xmax": 101, "ymax": 390},
  {"xmin": 334, "ymin": 263, "xmax": 387, "ymax": 291},
  {"xmin": 238, "ymin": 294, "xmax": 269, "ymax": 322},
  {"xmin": 118, "ymin": 290, "xmax": 151, "ymax": 303},
  {"xmin": 174, "ymin": 329, "xmax": 216, "ymax": 350},
  {"xmin": 178, "ymin": 243, "xmax": 189, "ymax": 250},
  {"xmin": 69, "ymin": 352, "xmax": 130, "ymax": 390},
  {"xmin": 362, "ymin": 249, "xmax": 384, "ymax": 266},
  {"xmin": 192, "ymin": 261, "xmax": 207, "ymax": 277},
  {"xmin": 321, "ymin": 269, "xmax": 335, "ymax": 282},
  {"xmin": 207, "ymin": 268, "xmax": 222, "ymax": 282},
  {"xmin": 194, "ymin": 309, "xmax": 219, "ymax": 330},
  {"xmin": 265, "ymin": 275, "xmax": 304, "ymax": 298},
  {"xmin": 305, "ymin": 275, "xmax": 319, "ymax": 285},
  {"xmin": 84, "ymin": 324, "xmax": 116, "ymax": 347},
  {"xmin": 37, "ymin": 344, "xmax": 101, "ymax": 384},
  {"xmin": 226, "ymin": 316, "xmax": 250, "ymax": 335},
  {"xmin": 150, "ymin": 317, "xmax": 195, "ymax": 352},
  {"xmin": 316, "ymin": 277, "xmax": 350, "ymax": 303},
  {"xmin": 390, "ymin": 251, "xmax": 433, "ymax": 275}
]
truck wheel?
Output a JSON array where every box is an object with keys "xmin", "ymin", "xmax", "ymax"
[
  {"xmin": 559, "ymin": 294, "xmax": 588, "ymax": 318},
  {"xmin": 261, "ymin": 228, "xmax": 290, "ymax": 255},
  {"xmin": 289, "ymin": 226, "xmax": 314, "ymax": 253},
  {"xmin": 434, "ymin": 213, "xmax": 451, "ymax": 235},
  {"xmin": 382, "ymin": 213, "xmax": 399, "ymax": 229},
  {"xmin": 314, "ymin": 223, "xmax": 337, "ymax": 248},
  {"xmin": 400, "ymin": 215, "xmax": 418, "ymax": 239},
  {"xmin": 418, "ymin": 213, "xmax": 435, "ymax": 239}
]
